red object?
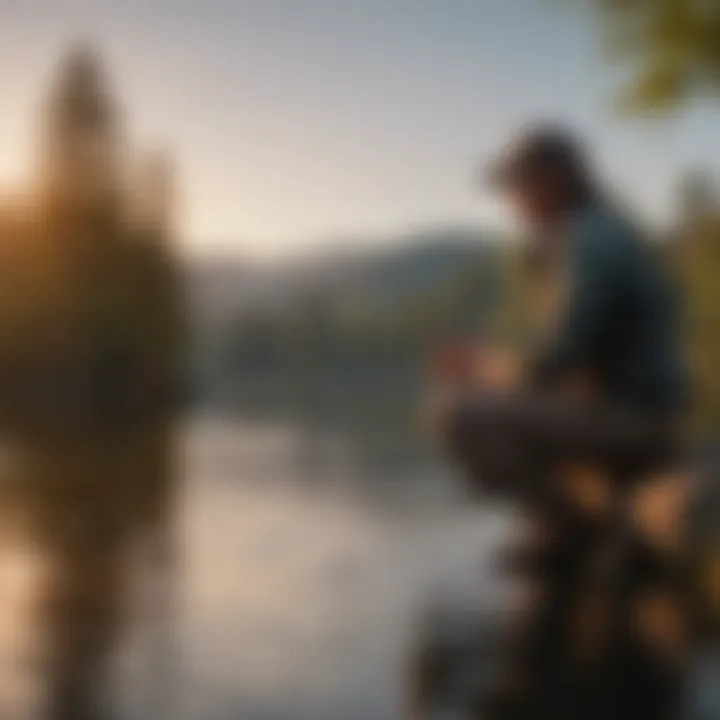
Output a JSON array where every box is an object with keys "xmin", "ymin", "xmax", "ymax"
[{"xmin": 429, "ymin": 343, "xmax": 479, "ymax": 384}]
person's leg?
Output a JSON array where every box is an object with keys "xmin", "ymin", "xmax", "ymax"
[
  {"xmin": 476, "ymin": 518, "xmax": 598, "ymax": 720},
  {"xmin": 449, "ymin": 389, "xmax": 676, "ymax": 501},
  {"xmin": 449, "ymin": 391, "xmax": 680, "ymax": 720}
]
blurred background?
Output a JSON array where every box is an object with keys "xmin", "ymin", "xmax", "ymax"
[{"xmin": 0, "ymin": 1, "xmax": 718, "ymax": 719}]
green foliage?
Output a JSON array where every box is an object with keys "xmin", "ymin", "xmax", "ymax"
[
  {"xmin": 592, "ymin": 2, "xmax": 720, "ymax": 435},
  {"xmin": 675, "ymin": 217, "xmax": 720, "ymax": 437},
  {"xmin": 598, "ymin": 0, "xmax": 720, "ymax": 112}
]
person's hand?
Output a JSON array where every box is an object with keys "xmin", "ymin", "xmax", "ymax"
[
  {"xmin": 428, "ymin": 343, "xmax": 479, "ymax": 388},
  {"xmin": 423, "ymin": 344, "xmax": 477, "ymax": 450},
  {"xmin": 474, "ymin": 348, "xmax": 522, "ymax": 390},
  {"xmin": 429, "ymin": 344, "xmax": 521, "ymax": 390}
]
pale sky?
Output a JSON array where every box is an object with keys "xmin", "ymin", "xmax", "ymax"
[{"xmin": 0, "ymin": 0, "xmax": 717, "ymax": 259}]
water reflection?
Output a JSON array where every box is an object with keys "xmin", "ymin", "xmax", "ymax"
[
  {"xmin": 0, "ymin": 423, "xmax": 178, "ymax": 720},
  {"xmin": 0, "ymin": 419, "xmax": 514, "ymax": 720},
  {"xmin": 0, "ymin": 41, "xmax": 185, "ymax": 720},
  {"xmin": 177, "ymin": 421, "xmax": 511, "ymax": 720}
]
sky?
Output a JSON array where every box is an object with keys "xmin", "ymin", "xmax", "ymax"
[{"xmin": 0, "ymin": 0, "xmax": 718, "ymax": 260}]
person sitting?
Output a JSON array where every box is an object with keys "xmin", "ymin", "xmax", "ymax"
[{"xmin": 434, "ymin": 125, "xmax": 690, "ymax": 720}]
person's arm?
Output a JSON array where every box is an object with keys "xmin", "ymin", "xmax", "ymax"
[{"xmin": 527, "ymin": 227, "xmax": 626, "ymax": 390}]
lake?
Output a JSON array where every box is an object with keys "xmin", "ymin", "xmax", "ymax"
[{"xmin": 0, "ymin": 418, "xmax": 516, "ymax": 720}]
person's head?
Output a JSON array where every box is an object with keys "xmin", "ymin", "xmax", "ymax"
[{"xmin": 486, "ymin": 125, "xmax": 596, "ymax": 231}]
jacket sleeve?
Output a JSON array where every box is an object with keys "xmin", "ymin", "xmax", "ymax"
[{"xmin": 527, "ymin": 228, "xmax": 626, "ymax": 389}]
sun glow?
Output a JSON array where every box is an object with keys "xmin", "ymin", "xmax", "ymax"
[{"xmin": 0, "ymin": 140, "xmax": 31, "ymax": 196}]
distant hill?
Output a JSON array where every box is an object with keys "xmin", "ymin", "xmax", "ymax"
[
  {"xmin": 326, "ymin": 227, "xmax": 503, "ymax": 325},
  {"xmin": 188, "ymin": 227, "xmax": 503, "ymax": 406},
  {"xmin": 188, "ymin": 225, "xmax": 504, "ymax": 327},
  {"xmin": 188, "ymin": 225, "xmax": 509, "ymax": 411}
]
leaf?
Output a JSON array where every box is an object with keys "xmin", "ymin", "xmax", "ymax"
[
  {"xmin": 595, "ymin": 0, "xmax": 720, "ymax": 111},
  {"xmin": 615, "ymin": 60, "xmax": 687, "ymax": 114}
]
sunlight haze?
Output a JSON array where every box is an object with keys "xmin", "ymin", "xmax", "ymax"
[{"xmin": 0, "ymin": 0, "xmax": 717, "ymax": 258}]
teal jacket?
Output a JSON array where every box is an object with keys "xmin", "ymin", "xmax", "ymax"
[{"xmin": 528, "ymin": 204, "xmax": 688, "ymax": 413}]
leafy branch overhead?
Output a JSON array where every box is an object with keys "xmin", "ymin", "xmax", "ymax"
[{"xmin": 599, "ymin": 0, "xmax": 720, "ymax": 112}]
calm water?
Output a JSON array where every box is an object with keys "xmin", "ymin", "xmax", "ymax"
[{"xmin": 0, "ymin": 419, "xmax": 516, "ymax": 720}]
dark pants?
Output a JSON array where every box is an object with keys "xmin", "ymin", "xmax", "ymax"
[
  {"xmin": 451, "ymin": 390, "xmax": 678, "ymax": 493},
  {"xmin": 448, "ymin": 391, "xmax": 685, "ymax": 720}
]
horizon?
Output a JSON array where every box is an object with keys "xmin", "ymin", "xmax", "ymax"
[
  {"xmin": 188, "ymin": 219, "xmax": 507, "ymax": 269},
  {"xmin": 0, "ymin": 1, "xmax": 716, "ymax": 260}
]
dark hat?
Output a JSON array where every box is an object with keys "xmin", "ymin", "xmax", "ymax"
[{"xmin": 484, "ymin": 124, "xmax": 589, "ymax": 190}]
